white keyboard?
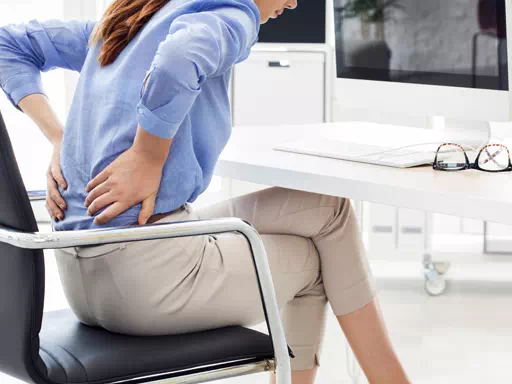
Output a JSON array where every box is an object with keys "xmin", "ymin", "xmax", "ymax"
[{"xmin": 274, "ymin": 138, "xmax": 438, "ymax": 168}]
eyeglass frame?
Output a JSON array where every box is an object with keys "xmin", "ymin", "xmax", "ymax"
[{"xmin": 433, "ymin": 142, "xmax": 512, "ymax": 172}]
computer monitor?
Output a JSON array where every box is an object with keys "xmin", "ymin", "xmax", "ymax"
[{"xmin": 331, "ymin": 0, "xmax": 512, "ymax": 147}]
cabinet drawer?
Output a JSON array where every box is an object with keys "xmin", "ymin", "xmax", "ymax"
[
  {"xmin": 364, "ymin": 202, "xmax": 398, "ymax": 253},
  {"xmin": 485, "ymin": 222, "xmax": 512, "ymax": 254},
  {"xmin": 233, "ymin": 51, "xmax": 325, "ymax": 126},
  {"xmin": 398, "ymin": 208, "xmax": 425, "ymax": 250}
]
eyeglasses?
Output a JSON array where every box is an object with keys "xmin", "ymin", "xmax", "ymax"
[{"xmin": 433, "ymin": 142, "xmax": 512, "ymax": 172}]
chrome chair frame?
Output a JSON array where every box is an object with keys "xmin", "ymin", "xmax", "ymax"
[{"xmin": 0, "ymin": 217, "xmax": 292, "ymax": 384}]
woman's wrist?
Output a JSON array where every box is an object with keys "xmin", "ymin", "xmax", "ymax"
[
  {"xmin": 50, "ymin": 131, "xmax": 64, "ymax": 146},
  {"xmin": 131, "ymin": 144, "xmax": 168, "ymax": 167},
  {"xmin": 18, "ymin": 94, "xmax": 65, "ymax": 145},
  {"xmin": 132, "ymin": 124, "xmax": 172, "ymax": 166}
]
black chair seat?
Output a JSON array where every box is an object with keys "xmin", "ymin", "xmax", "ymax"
[{"xmin": 39, "ymin": 309, "xmax": 278, "ymax": 384}]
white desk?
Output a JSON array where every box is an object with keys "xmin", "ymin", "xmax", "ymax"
[{"xmin": 215, "ymin": 122, "xmax": 512, "ymax": 226}]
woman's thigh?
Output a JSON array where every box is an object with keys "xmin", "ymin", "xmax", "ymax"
[
  {"xmin": 80, "ymin": 231, "xmax": 322, "ymax": 335},
  {"xmin": 194, "ymin": 186, "xmax": 375, "ymax": 317},
  {"xmin": 194, "ymin": 186, "xmax": 348, "ymax": 238},
  {"xmin": 55, "ymin": 205, "xmax": 210, "ymax": 334},
  {"xmin": 163, "ymin": 231, "xmax": 324, "ymax": 333}
]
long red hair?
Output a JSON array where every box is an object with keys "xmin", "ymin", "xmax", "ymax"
[{"xmin": 89, "ymin": 0, "xmax": 169, "ymax": 67}]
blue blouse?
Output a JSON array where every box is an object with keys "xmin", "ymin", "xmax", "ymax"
[{"xmin": 0, "ymin": 0, "xmax": 260, "ymax": 231}]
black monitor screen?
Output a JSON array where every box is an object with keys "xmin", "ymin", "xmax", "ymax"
[
  {"xmin": 334, "ymin": 0, "xmax": 508, "ymax": 90},
  {"xmin": 258, "ymin": 1, "xmax": 326, "ymax": 43}
]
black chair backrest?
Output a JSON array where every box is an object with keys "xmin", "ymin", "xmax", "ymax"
[{"xmin": 0, "ymin": 110, "xmax": 46, "ymax": 383}]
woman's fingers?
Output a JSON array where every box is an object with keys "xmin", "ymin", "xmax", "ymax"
[
  {"xmin": 138, "ymin": 193, "xmax": 157, "ymax": 225},
  {"xmin": 50, "ymin": 187, "xmax": 68, "ymax": 211},
  {"xmin": 85, "ymin": 181, "xmax": 111, "ymax": 208},
  {"xmin": 46, "ymin": 170, "xmax": 67, "ymax": 211},
  {"xmin": 46, "ymin": 195, "xmax": 64, "ymax": 221},
  {"xmin": 93, "ymin": 201, "xmax": 127, "ymax": 225},
  {"xmin": 85, "ymin": 168, "xmax": 109, "ymax": 193},
  {"xmin": 51, "ymin": 162, "xmax": 67, "ymax": 190},
  {"xmin": 87, "ymin": 192, "xmax": 116, "ymax": 216}
]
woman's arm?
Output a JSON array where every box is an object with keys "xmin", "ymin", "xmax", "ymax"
[
  {"xmin": 130, "ymin": 0, "xmax": 259, "ymax": 164},
  {"xmin": 0, "ymin": 18, "xmax": 97, "ymax": 177},
  {"xmin": 0, "ymin": 19, "xmax": 96, "ymax": 221},
  {"xmin": 18, "ymin": 94, "xmax": 64, "ymax": 145},
  {"xmin": 17, "ymin": 93, "xmax": 69, "ymax": 221},
  {"xmin": 131, "ymin": 75, "xmax": 172, "ymax": 165},
  {"xmin": 83, "ymin": 124, "xmax": 172, "ymax": 225},
  {"xmin": 84, "ymin": 0, "xmax": 260, "ymax": 225},
  {"xmin": 18, "ymin": 76, "xmax": 172, "ymax": 225},
  {"xmin": 84, "ymin": 74, "xmax": 173, "ymax": 226},
  {"xmin": 134, "ymin": 0, "xmax": 260, "ymax": 140},
  {"xmin": 0, "ymin": 19, "xmax": 96, "ymax": 112}
]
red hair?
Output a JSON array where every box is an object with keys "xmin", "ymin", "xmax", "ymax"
[{"xmin": 89, "ymin": 0, "xmax": 169, "ymax": 67}]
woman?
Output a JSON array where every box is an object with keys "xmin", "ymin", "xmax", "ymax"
[{"xmin": 0, "ymin": 0, "xmax": 411, "ymax": 382}]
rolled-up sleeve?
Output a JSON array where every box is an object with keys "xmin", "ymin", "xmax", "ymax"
[
  {"xmin": 0, "ymin": 19, "xmax": 96, "ymax": 111},
  {"xmin": 136, "ymin": 0, "xmax": 260, "ymax": 139}
]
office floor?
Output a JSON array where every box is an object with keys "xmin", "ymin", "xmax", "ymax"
[
  {"xmin": 2, "ymin": 229, "xmax": 511, "ymax": 384},
  {"xmin": 226, "ymin": 281, "xmax": 512, "ymax": 384}
]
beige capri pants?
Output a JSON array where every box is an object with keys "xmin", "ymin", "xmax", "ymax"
[{"xmin": 54, "ymin": 187, "xmax": 377, "ymax": 371}]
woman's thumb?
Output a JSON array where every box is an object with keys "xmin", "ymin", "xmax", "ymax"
[{"xmin": 138, "ymin": 194, "xmax": 156, "ymax": 225}]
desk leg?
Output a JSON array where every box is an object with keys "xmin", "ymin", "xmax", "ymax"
[{"xmin": 422, "ymin": 212, "xmax": 451, "ymax": 296}]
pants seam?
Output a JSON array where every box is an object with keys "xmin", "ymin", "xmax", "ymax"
[
  {"xmin": 289, "ymin": 345, "xmax": 322, "ymax": 371},
  {"xmin": 202, "ymin": 265, "xmax": 320, "ymax": 275},
  {"xmin": 262, "ymin": 204, "xmax": 343, "ymax": 233},
  {"xmin": 75, "ymin": 258, "xmax": 96, "ymax": 324},
  {"xmin": 339, "ymin": 274, "xmax": 371, "ymax": 294}
]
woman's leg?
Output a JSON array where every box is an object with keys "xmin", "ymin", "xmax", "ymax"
[
  {"xmin": 195, "ymin": 186, "xmax": 409, "ymax": 383},
  {"xmin": 195, "ymin": 195, "xmax": 330, "ymax": 379},
  {"xmin": 270, "ymin": 367, "xmax": 318, "ymax": 384},
  {"xmin": 190, "ymin": 230, "xmax": 329, "ymax": 378},
  {"xmin": 268, "ymin": 294, "xmax": 325, "ymax": 384},
  {"xmin": 337, "ymin": 298, "xmax": 411, "ymax": 384}
]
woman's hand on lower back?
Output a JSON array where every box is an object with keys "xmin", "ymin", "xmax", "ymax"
[
  {"xmin": 84, "ymin": 145, "xmax": 166, "ymax": 226},
  {"xmin": 45, "ymin": 142, "xmax": 68, "ymax": 222}
]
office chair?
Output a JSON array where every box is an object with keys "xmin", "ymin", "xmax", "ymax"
[{"xmin": 0, "ymin": 109, "xmax": 293, "ymax": 384}]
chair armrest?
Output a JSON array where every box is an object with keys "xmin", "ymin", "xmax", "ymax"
[{"xmin": 0, "ymin": 218, "xmax": 292, "ymax": 383}]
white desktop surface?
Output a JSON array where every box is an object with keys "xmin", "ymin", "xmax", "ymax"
[{"xmin": 215, "ymin": 122, "xmax": 512, "ymax": 226}]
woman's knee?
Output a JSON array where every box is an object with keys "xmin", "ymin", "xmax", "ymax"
[
  {"xmin": 275, "ymin": 186, "xmax": 350, "ymax": 215},
  {"xmin": 311, "ymin": 196, "xmax": 352, "ymax": 238}
]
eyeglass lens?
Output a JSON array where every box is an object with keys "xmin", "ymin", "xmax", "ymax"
[
  {"xmin": 435, "ymin": 144, "xmax": 467, "ymax": 170},
  {"xmin": 477, "ymin": 144, "xmax": 510, "ymax": 171}
]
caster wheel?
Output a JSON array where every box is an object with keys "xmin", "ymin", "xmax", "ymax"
[
  {"xmin": 425, "ymin": 277, "xmax": 447, "ymax": 296},
  {"xmin": 433, "ymin": 261, "xmax": 451, "ymax": 275}
]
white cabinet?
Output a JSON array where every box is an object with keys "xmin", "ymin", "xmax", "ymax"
[
  {"xmin": 225, "ymin": 44, "xmax": 332, "ymax": 200},
  {"xmin": 461, "ymin": 218, "xmax": 484, "ymax": 235},
  {"xmin": 232, "ymin": 47, "xmax": 330, "ymax": 126}
]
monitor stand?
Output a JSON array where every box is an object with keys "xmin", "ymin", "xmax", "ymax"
[{"xmin": 428, "ymin": 116, "xmax": 491, "ymax": 150}]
